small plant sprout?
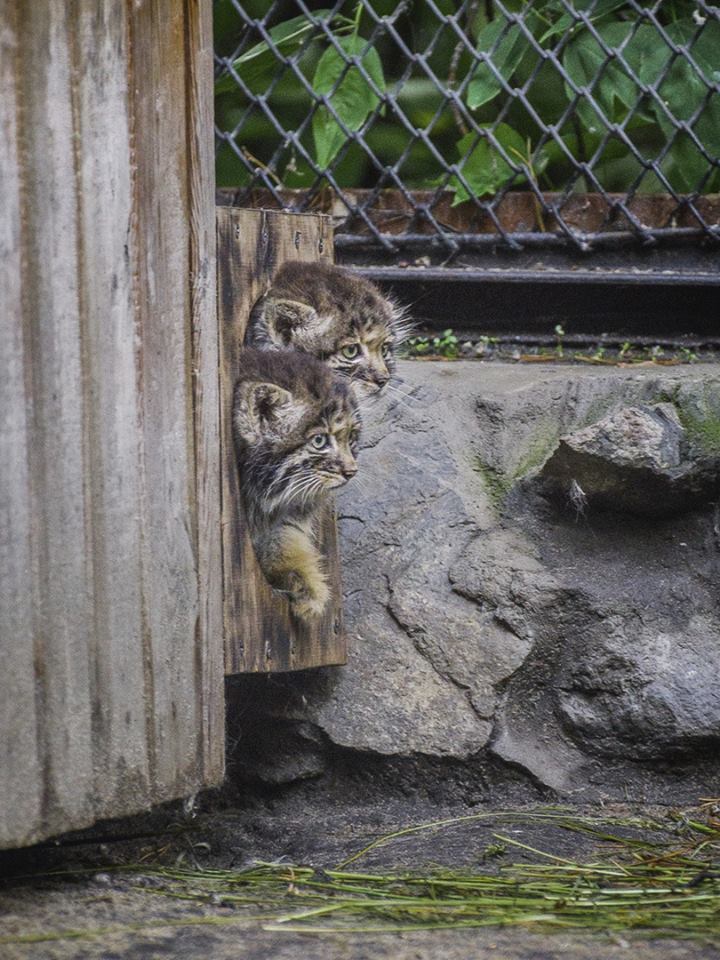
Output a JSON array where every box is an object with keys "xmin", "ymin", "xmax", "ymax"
[
  {"xmin": 432, "ymin": 329, "xmax": 459, "ymax": 358},
  {"xmin": 405, "ymin": 330, "xmax": 459, "ymax": 358},
  {"xmin": 481, "ymin": 841, "xmax": 507, "ymax": 860},
  {"xmin": 403, "ymin": 336, "xmax": 704, "ymax": 365},
  {"xmin": 406, "ymin": 335, "xmax": 431, "ymax": 356}
]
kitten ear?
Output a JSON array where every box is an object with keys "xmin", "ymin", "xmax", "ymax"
[
  {"xmin": 233, "ymin": 380, "xmax": 297, "ymax": 441},
  {"xmin": 264, "ymin": 298, "xmax": 318, "ymax": 346}
]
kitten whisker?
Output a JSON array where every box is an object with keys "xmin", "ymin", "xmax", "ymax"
[
  {"xmin": 385, "ymin": 379, "xmax": 419, "ymax": 397},
  {"xmin": 281, "ymin": 474, "xmax": 318, "ymax": 503},
  {"xmin": 286, "ymin": 480, "xmax": 318, "ymax": 510},
  {"xmin": 384, "ymin": 382, "xmax": 421, "ymax": 404},
  {"xmin": 300, "ymin": 479, "xmax": 326, "ymax": 508},
  {"xmin": 382, "ymin": 388, "xmax": 422, "ymax": 414},
  {"xmin": 264, "ymin": 470, "xmax": 292, "ymax": 499},
  {"xmin": 266, "ymin": 474, "xmax": 313, "ymax": 512},
  {"xmin": 262, "ymin": 470, "xmax": 300, "ymax": 501},
  {"xmin": 347, "ymin": 475, "xmax": 369, "ymax": 495},
  {"xmin": 392, "ymin": 320, "xmax": 415, "ymax": 340},
  {"xmin": 291, "ymin": 474, "xmax": 332, "ymax": 504}
]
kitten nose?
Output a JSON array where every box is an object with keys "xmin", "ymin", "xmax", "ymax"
[
  {"xmin": 342, "ymin": 461, "xmax": 358, "ymax": 479},
  {"xmin": 373, "ymin": 372, "xmax": 390, "ymax": 387}
]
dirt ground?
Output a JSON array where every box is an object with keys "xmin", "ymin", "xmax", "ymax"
[{"xmin": 2, "ymin": 798, "xmax": 718, "ymax": 960}]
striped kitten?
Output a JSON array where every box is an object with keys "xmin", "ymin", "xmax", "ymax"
[
  {"xmin": 233, "ymin": 348, "xmax": 361, "ymax": 621},
  {"xmin": 246, "ymin": 262, "xmax": 410, "ymax": 397}
]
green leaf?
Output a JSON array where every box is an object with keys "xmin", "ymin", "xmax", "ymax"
[
  {"xmin": 523, "ymin": 60, "xmax": 569, "ymax": 125},
  {"xmin": 561, "ymin": 16, "xmax": 720, "ymax": 191},
  {"xmin": 215, "ymin": 141, "xmax": 252, "ymax": 189},
  {"xmin": 215, "ymin": 11, "xmax": 337, "ymax": 94},
  {"xmin": 466, "ymin": 19, "xmax": 531, "ymax": 110},
  {"xmin": 564, "ymin": 17, "xmax": 720, "ymax": 141},
  {"xmin": 311, "ymin": 34, "xmax": 385, "ymax": 170},
  {"xmin": 686, "ymin": 16, "xmax": 720, "ymax": 85},
  {"xmin": 562, "ymin": 22, "xmax": 675, "ymax": 133},
  {"xmin": 449, "ymin": 124, "xmax": 532, "ymax": 204},
  {"xmin": 662, "ymin": 127, "xmax": 719, "ymax": 192},
  {"xmin": 563, "ymin": 22, "xmax": 634, "ymax": 127},
  {"xmin": 653, "ymin": 20, "xmax": 720, "ymax": 157},
  {"xmin": 540, "ymin": 0, "xmax": 629, "ymax": 43}
]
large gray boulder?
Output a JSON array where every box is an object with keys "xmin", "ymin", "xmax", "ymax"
[
  {"xmin": 539, "ymin": 402, "xmax": 719, "ymax": 515},
  {"xmin": 557, "ymin": 614, "xmax": 720, "ymax": 759}
]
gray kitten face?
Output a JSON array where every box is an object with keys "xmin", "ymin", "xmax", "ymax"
[
  {"xmin": 233, "ymin": 349, "xmax": 361, "ymax": 521},
  {"xmin": 246, "ymin": 262, "xmax": 410, "ymax": 397}
]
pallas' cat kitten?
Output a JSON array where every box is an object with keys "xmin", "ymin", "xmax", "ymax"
[
  {"xmin": 246, "ymin": 262, "xmax": 409, "ymax": 397},
  {"xmin": 233, "ymin": 348, "xmax": 361, "ymax": 621}
]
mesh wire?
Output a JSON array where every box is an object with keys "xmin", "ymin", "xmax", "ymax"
[{"xmin": 214, "ymin": 0, "xmax": 720, "ymax": 255}]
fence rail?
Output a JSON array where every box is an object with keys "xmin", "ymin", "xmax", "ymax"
[{"xmin": 214, "ymin": 0, "xmax": 720, "ymax": 258}]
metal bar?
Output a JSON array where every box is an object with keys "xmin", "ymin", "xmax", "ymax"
[
  {"xmin": 354, "ymin": 267, "xmax": 720, "ymax": 286},
  {"xmin": 361, "ymin": 270, "xmax": 720, "ymax": 338},
  {"xmin": 335, "ymin": 227, "xmax": 720, "ymax": 250}
]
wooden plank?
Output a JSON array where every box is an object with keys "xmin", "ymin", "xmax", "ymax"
[
  {"xmin": 0, "ymin": 0, "xmax": 223, "ymax": 850},
  {"xmin": 14, "ymin": 0, "xmax": 96, "ymax": 839},
  {"xmin": 73, "ymin": 0, "xmax": 150, "ymax": 814},
  {"xmin": 128, "ymin": 0, "xmax": 222, "ymax": 798},
  {"xmin": 217, "ymin": 207, "xmax": 346, "ymax": 674},
  {"xmin": 0, "ymin": 1, "xmax": 44, "ymax": 848},
  {"xmin": 185, "ymin": 0, "xmax": 225, "ymax": 781}
]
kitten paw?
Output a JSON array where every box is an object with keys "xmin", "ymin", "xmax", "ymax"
[{"xmin": 287, "ymin": 571, "xmax": 330, "ymax": 622}]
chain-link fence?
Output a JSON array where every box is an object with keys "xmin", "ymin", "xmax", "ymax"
[{"xmin": 214, "ymin": 1, "xmax": 720, "ymax": 257}]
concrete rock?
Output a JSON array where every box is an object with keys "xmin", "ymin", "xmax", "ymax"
[
  {"xmin": 235, "ymin": 721, "xmax": 327, "ymax": 785},
  {"xmin": 539, "ymin": 402, "xmax": 720, "ymax": 515},
  {"xmin": 312, "ymin": 381, "xmax": 513, "ymax": 758},
  {"xmin": 557, "ymin": 614, "xmax": 720, "ymax": 760},
  {"xmin": 232, "ymin": 363, "xmax": 720, "ymax": 797}
]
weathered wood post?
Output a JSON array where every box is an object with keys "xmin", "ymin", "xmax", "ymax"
[{"xmin": 0, "ymin": 0, "xmax": 224, "ymax": 849}]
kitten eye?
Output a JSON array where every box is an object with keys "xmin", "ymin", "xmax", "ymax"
[
  {"xmin": 381, "ymin": 342, "xmax": 392, "ymax": 358},
  {"xmin": 310, "ymin": 433, "xmax": 330, "ymax": 451},
  {"xmin": 341, "ymin": 344, "xmax": 360, "ymax": 360}
]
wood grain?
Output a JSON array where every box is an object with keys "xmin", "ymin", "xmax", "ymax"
[
  {"xmin": 130, "ymin": 0, "xmax": 203, "ymax": 799},
  {"xmin": 0, "ymin": 0, "xmax": 223, "ymax": 850},
  {"xmin": 17, "ymin": 0, "xmax": 96, "ymax": 837},
  {"xmin": 185, "ymin": 0, "xmax": 225, "ymax": 783},
  {"xmin": 0, "ymin": 0, "xmax": 44, "ymax": 845},
  {"xmin": 75, "ymin": 0, "xmax": 148, "ymax": 813},
  {"xmin": 217, "ymin": 207, "xmax": 347, "ymax": 674}
]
